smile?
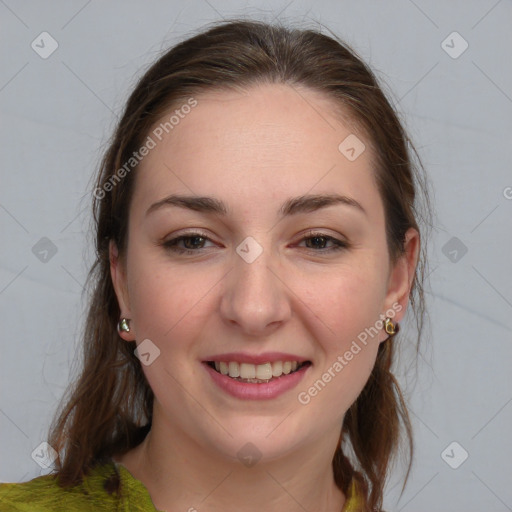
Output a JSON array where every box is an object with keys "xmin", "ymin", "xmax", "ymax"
[
  {"xmin": 207, "ymin": 360, "xmax": 310, "ymax": 383},
  {"xmin": 203, "ymin": 358, "xmax": 312, "ymax": 400}
]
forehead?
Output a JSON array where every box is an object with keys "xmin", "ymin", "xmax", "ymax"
[{"xmin": 132, "ymin": 83, "xmax": 381, "ymax": 220}]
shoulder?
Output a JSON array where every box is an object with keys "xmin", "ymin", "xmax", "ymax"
[
  {"xmin": 0, "ymin": 463, "xmax": 122, "ymax": 512},
  {"xmin": 342, "ymin": 477, "xmax": 366, "ymax": 512}
]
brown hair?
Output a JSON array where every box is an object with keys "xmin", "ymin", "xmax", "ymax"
[{"xmin": 49, "ymin": 19, "xmax": 432, "ymax": 511}]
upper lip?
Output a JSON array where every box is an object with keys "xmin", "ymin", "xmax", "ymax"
[{"xmin": 203, "ymin": 352, "xmax": 310, "ymax": 365}]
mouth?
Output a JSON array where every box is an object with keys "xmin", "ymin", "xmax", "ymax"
[{"xmin": 205, "ymin": 360, "xmax": 312, "ymax": 384}]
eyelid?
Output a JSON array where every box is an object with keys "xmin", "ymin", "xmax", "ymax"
[
  {"xmin": 299, "ymin": 228, "xmax": 347, "ymax": 241},
  {"xmin": 163, "ymin": 228, "xmax": 210, "ymax": 240},
  {"xmin": 162, "ymin": 230, "xmax": 215, "ymax": 246}
]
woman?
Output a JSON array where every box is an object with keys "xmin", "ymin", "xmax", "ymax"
[{"xmin": 0, "ymin": 18, "xmax": 431, "ymax": 512}]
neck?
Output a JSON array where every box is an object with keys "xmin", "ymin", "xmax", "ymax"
[{"xmin": 118, "ymin": 419, "xmax": 346, "ymax": 512}]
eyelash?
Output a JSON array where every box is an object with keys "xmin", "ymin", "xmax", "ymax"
[{"xmin": 162, "ymin": 231, "xmax": 349, "ymax": 255}]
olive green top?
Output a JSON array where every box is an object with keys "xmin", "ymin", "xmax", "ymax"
[{"xmin": 0, "ymin": 461, "xmax": 363, "ymax": 511}]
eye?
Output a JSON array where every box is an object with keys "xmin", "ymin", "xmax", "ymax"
[
  {"xmin": 162, "ymin": 230, "xmax": 350, "ymax": 256},
  {"xmin": 162, "ymin": 232, "xmax": 216, "ymax": 255},
  {"xmin": 297, "ymin": 231, "xmax": 349, "ymax": 253}
]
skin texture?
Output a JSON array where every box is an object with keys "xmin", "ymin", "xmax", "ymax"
[{"xmin": 110, "ymin": 83, "xmax": 420, "ymax": 512}]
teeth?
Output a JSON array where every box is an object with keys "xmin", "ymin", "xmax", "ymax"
[
  {"xmin": 256, "ymin": 362, "xmax": 272, "ymax": 380},
  {"xmin": 272, "ymin": 361, "xmax": 282, "ymax": 377},
  {"xmin": 212, "ymin": 360, "xmax": 304, "ymax": 380},
  {"xmin": 239, "ymin": 363, "xmax": 256, "ymax": 379},
  {"xmin": 228, "ymin": 361, "xmax": 239, "ymax": 377}
]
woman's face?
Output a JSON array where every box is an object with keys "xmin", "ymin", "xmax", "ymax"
[{"xmin": 111, "ymin": 83, "xmax": 417, "ymax": 462}]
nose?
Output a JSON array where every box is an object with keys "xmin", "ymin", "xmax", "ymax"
[{"xmin": 219, "ymin": 244, "xmax": 292, "ymax": 337}]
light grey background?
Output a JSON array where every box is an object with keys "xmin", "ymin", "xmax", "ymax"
[{"xmin": 1, "ymin": 1, "xmax": 511, "ymax": 511}]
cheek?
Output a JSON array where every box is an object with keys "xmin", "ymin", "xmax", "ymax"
[
  {"xmin": 297, "ymin": 294, "xmax": 382, "ymax": 420},
  {"xmin": 299, "ymin": 260, "xmax": 388, "ymax": 347},
  {"xmin": 294, "ymin": 262, "xmax": 387, "ymax": 406},
  {"xmin": 126, "ymin": 250, "xmax": 219, "ymax": 350},
  {"xmin": 125, "ymin": 261, "xmax": 214, "ymax": 403}
]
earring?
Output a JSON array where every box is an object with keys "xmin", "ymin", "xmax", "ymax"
[
  {"xmin": 117, "ymin": 318, "xmax": 131, "ymax": 334},
  {"xmin": 384, "ymin": 317, "xmax": 399, "ymax": 336}
]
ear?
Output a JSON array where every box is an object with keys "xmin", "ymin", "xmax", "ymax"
[
  {"xmin": 109, "ymin": 240, "xmax": 136, "ymax": 341},
  {"xmin": 382, "ymin": 227, "xmax": 421, "ymax": 325}
]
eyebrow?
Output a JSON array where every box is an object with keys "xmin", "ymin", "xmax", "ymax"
[{"xmin": 145, "ymin": 193, "xmax": 367, "ymax": 218}]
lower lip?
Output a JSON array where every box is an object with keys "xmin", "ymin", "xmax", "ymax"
[{"xmin": 203, "ymin": 362, "xmax": 310, "ymax": 400}]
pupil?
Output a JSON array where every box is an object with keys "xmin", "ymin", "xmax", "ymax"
[
  {"xmin": 308, "ymin": 236, "xmax": 326, "ymax": 249},
  {"xmin": 185, "ymin": 236, "xmax": 204, "ymax": 249}
]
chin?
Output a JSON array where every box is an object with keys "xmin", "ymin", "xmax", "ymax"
[{"xmin": 202, "ymin": 416, "xmax": 311, "ymax": 465}]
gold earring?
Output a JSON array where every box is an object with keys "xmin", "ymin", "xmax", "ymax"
[
  {"xmin": 117, "ymin": 318, "xmax": 131, "ymax": 334},
  {"xmin": 384, "ymin": 317, "xmax": 399, "ymax": 336}
]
